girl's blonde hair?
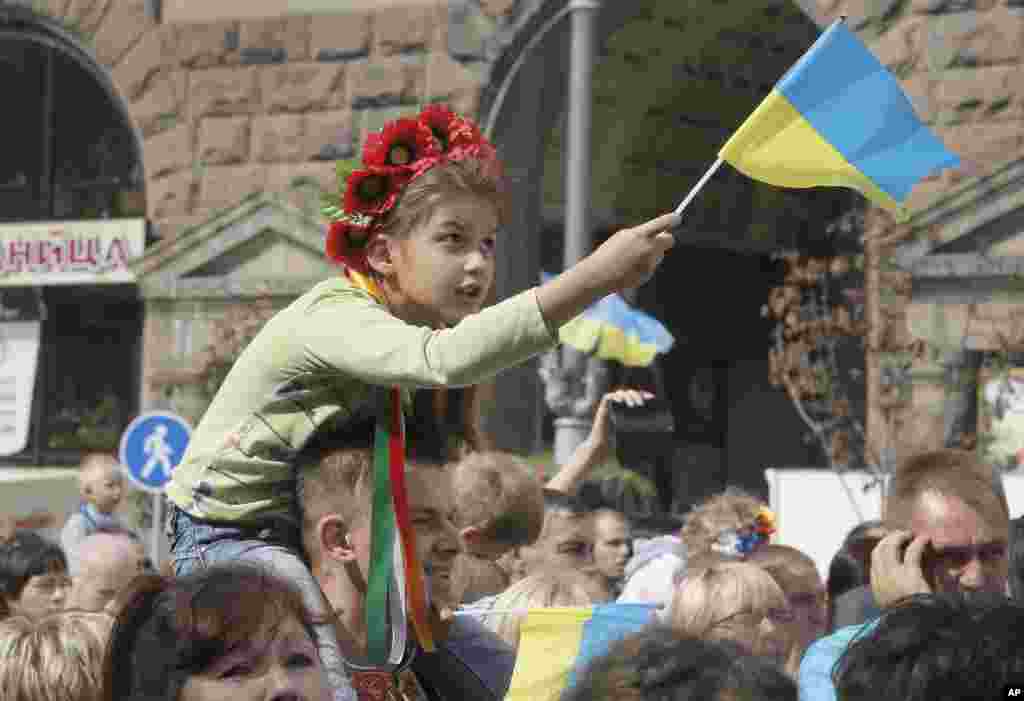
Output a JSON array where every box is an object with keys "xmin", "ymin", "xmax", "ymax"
[
  {"xmin": 483, "ymin": 569, "xmax": 603, "ymax": 649},
  {"xmin": 680, "ymin": 487, "xmax": 768, "ymax": 558},
  {"xmin": 0, "ymin": 610, "xmax": 113, "ymax": 701},
  {"xmin": 670, "ymin": 561, "xmax": 786, "ymax": 640}
]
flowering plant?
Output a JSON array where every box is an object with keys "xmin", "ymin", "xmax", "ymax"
[
  {"xmin": 710, "ymin": 507, "xmax": 777, "ymax": 558},
  {"xmin": 321, "ymin": 104, "xmax": 499, "ymax": 272}
]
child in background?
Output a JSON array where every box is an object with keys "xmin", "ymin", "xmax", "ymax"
[
  {"xmin": 451, "ymin": 451, "xmax": 545, "ymax": 560},
  {"xmin": 163, "ymin": 104, "xmax": 680, "ymax": 697},
  {"xmin": 60, "ymin": 453, "xmax": 133, "ymax": 568}
]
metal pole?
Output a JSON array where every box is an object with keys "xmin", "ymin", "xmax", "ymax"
[
  {"xmin": 150, "ymin": 493, "xmax": 162, "ymax": 572},
  {"xmin": 552, "ymin": 0, "xmax": 602, "ymax": 466},
  {"xmin": 563, "ymin": 0, "xmax": 600, "ymax": 272}
]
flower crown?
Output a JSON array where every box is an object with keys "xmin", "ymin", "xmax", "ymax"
[
  {"xmin": 320, "ymin": 104, "xmax": 499, "ymax": 273},
  {"xmin": 710, "ymin": 507, "xmax": 777, "ymax": 558}
]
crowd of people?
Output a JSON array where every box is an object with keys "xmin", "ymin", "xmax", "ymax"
[
  {"xmin": 2, "ymin": 428, "xmax": 1023, "ymax": 700},
  {"xmin": 2, "ymin": 105, "xmax": 1024, "ymax": 700}
]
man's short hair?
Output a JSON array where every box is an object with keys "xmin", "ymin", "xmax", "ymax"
[
  {"xmin": 834, "ymin": 593, "xmax": 1024, "ymax": 701},
  {"xmin": 562, "ymin": 626, "xmax": 797, "ymax": 701},
  {"xmin": 295, "ymin": 412, "xmax": 449, "ymax": 563},
  {"xmin": 451, "ymin": 451, "xmax": 544, "ymax": 548},
  {"xmin": 0, "ymin": 610, "xmax": 112, "ymax": 701},
  {"xmin": 884, "ymin": 449, "xmax": 1009, "ymax": 531},
  {"xmin": 0, "ymin": 532, "xmax": 67, "ymax": 600}
]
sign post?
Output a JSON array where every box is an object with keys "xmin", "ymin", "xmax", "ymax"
[{"xmin": 118, "ymin": 411, "xmax": 192, "ymax": 571}]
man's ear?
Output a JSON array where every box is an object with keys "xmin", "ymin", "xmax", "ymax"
[
  {"xmin": 460, "ymin": 525, "xmax": 484, "ymax": 545},
  {"xmin": 364, "ymin": 235, "xmax": 394, "ymax": 278},
  {"xmin": 317, "ymin": 515, "xmax": 357, "ymax": 565}
]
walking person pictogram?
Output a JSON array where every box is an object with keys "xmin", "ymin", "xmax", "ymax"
[{"xmin": 141, "ymin": 424, "xmax": 173, "ymax": 480}]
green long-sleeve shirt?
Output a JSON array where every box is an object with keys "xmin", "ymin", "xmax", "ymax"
[{"xmin": 165, "ymin": 276, "xmax": 558, "ymax": 523}]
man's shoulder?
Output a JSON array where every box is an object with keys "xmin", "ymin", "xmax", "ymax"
[{"xmin": 800, "ymin": 620, "xmax": 880, "ymax": 688}]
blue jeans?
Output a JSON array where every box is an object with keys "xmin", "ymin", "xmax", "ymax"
[{"xmin": 167, "ymin": 505, "xmax": 356, "ymax": 701}]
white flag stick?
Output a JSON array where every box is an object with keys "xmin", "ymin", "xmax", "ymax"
[
  {"xmin": 453, "ymin": 603, "xmax": 664, "ymax": 617},
  {"xmin": 674, "ymin": 158, "xmax": 725, "ymax": 216}
]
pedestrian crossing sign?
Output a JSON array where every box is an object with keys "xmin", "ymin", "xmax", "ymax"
[{"xmin": 118, "ymin": 411, "xmax": 192, "ymax": 494}]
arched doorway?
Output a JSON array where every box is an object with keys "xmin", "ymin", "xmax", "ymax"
[
  {"xmin": 482, "ymin": 0, "xmax": 864, "ymax": 509},
  {"xmin": 0, "ymin": 5, "xmax": 145, "ymax": 464}
]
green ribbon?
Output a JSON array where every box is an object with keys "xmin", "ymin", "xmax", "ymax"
[{"xmin": 366, "ymin": 393, "xmax": 396, "ymax": 664}]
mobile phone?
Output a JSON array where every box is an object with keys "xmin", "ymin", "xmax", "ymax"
[
  {"xmin": 858, "ymin": 534, "xmax": 936, "ymax": 587},
  {"xmin": 607, "ymin": 398, "xmax": 675, "ymax": 434}
]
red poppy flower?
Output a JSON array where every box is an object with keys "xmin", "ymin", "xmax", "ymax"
[
  {"xmin": 447, "ymin": 116, "xmax": 485, "ymax": 149},
  {"xmin": 362, "ymin": 118, "xmax": 439, "ymax": 169},
  {"xmin": 325, "ymin": 219, "xmax": 373, "ymax": 269},
  {"xmin": 344, "ymin": 168, "xmax": 410, "ymax": 216},
  {"xmin": 419, "ymin": 104, "xmax": 457, "ymax": 150}
]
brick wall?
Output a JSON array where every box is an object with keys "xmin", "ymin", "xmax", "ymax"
[
  {"xmin": 45, "ymin": 0, "xmax": 504, "ymax": 242},
  {"xmin": 809, "ymin": 0, "xmax": 1024, "ymax": 457}
]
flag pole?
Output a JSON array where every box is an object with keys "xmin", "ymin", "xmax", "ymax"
[{"xmin": 674, "ymin": 158, "xmax": 724, "ymax": 216}]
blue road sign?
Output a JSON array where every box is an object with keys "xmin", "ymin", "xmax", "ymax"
[{"xmin": 119, "ymin": 411, "xmax": 192, "ymax": 494}]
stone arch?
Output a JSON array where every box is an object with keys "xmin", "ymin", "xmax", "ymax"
[{"xmin": 0, "ymin": 2, "xmax": 146, "ymax": 215}]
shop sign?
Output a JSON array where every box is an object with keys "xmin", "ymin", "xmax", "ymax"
[{"xmin": 0, "ymin": 219, "xmax": 145, "ymax": 286}]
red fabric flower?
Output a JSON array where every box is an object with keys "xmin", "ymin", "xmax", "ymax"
[
  {"xmin": 448, "ymin": 141, "xmax": 497, "ymax": 164},
  {"xmin": 325, "ymin": 219, "xmax": 373, "ymax": 270},
  {"xmin": 419, "ymin": 104, "xmax": 458, "ymax": 150},
  {"xmin": 344, "ymin": 168, "xmax": 410, "ymax": 216},
  {"xmin": 447, "ymin": 116, "xmax": 485, "ymax": 150},
  {"xmin": 362, "ymin": 118, "xmax": 439, "ymax": 169}
]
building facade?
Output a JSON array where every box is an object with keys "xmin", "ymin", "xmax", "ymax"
[{"xmin": 1, "ymin": 0, "xmax": 1022, "ymax": 509}]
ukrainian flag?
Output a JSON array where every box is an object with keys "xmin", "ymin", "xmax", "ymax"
[
  {"xmin": 719, "ymin": 19, "xmax": 959, "ymax": 219},
  {"xmin": 505, "ymin": 603, "xmax": 657, "ymax": 701}
]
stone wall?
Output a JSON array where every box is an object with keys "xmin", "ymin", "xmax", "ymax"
[
  {"xmin": 38, "ymin": 0, "xmax": 513, "ymax": 243},
  {"xmin": 811, "ymin": 0, "xmax": 1024, "ymax": 214},
  {"xmin": 807, "ymin": 1, "xmax": 1024, "ymax": 458}
]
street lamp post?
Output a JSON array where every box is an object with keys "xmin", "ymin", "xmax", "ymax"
[{"xmin": 544, "ymin": 0, "xmax": 608, "ymax": 466}]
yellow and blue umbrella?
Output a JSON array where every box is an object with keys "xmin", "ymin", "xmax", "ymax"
[{"xmin": 544, "ymin": 272, "xmax": 675, "ymax": 367}]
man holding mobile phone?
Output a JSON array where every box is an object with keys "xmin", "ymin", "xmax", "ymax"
[
  {"xmin": 869, "ymin": 450, "xmax": 1009, "ymax": 605},
  {"xmin": 799, "ymin": 449, "xmax": 1010, "ymax": 701}
]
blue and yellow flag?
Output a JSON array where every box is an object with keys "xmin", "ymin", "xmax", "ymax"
[
  {"xmin": 719, "ymin": 19, "xmax": 959, "ymax": 219},
  {"xmin": 505, "ymin": 604, "xmax": 657, "ymax": 701}
]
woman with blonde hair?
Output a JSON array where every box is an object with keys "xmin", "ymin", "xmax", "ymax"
[
  {"xmin": 670, "ymin": 561, "xmax": 795, "ymax": 674},
  {"xmin": 0, "ymin": 610, "xmax": 113, "ymax": 701},
  {"xmin": 745, "ymin": 544, "xmax": 827, "ymax": 676},
  {"xmin": 479, "ymin": 568, "xmax": 606, "ymax": 650}
]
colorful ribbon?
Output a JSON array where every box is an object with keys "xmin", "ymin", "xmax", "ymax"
[{"xmin": 349, "ymin": 269, "xmax": 433, "ymax": 664}]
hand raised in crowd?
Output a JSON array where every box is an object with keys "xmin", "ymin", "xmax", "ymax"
[
  {"xmin": 545, "ymin": 388, "xmax": 654, "ymax": 495},
  {"xmin": 586, "ymin": 389, "xmax": 656, "ymax": 465},
  {"xmin": 869, "ymin": 530, "xmax": 932, "ymax": 609}
]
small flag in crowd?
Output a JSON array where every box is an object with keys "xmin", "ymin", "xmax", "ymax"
[
  {"xmin": 717, "ymin": 18, "xmax": 959, "ymax": 220},
  {"xmin": 505, "ymin": 603, "xmax": 658, "ymax": 701},
  {"xmin": 541, "ymin": 272, "xmax": 675, "ymax": 367}
]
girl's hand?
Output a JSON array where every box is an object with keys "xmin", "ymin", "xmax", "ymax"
[
  {"xmin": 588, "ymin": 213, "xmax": 679, "ymax": 293},
  {"xmin": 586, "ymin": 389, "xmax": 656, "ymax": 465}
]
